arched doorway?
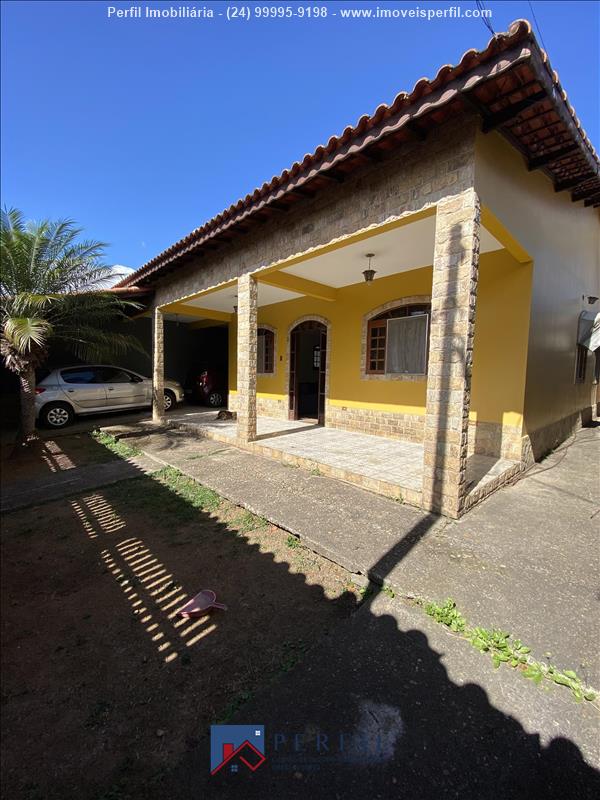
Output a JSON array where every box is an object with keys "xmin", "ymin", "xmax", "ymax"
[{"xmin": 289, "ymin": 320, "xmax": 327, "ymax": 424}]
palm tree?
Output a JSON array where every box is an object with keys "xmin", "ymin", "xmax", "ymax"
[{"xmin": 1, "ymin": 208, "xmax": 142, "ymax": 443}]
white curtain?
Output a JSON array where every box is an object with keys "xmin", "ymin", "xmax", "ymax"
[{"xmin": 386, "ymin": 315, "xmax": 428, "ymax": 374}]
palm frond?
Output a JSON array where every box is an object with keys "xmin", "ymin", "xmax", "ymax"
[
  {"xmin": 1, "ymin": 208, "xmax": 144, "ymax": 372},
  {"xmin": 3, "ymin": 317, "xmax": 52, "ymax": 353},
  {"xmin": 52, "ymin": 327, "xmax": 146, "ymax": 362}
]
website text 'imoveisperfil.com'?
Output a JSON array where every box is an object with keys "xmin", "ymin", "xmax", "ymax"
[{"xmin": 105, "ymin": 4, "xmax": 493, "ymax": 23}]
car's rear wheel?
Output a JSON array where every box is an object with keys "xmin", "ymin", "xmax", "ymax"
[
  {"xmin": 207, "ymin": 391, "xmax": 224, "ymax": 408},
  {"xmin": 41, "ymin": 402, "xmax": 74, "ymax": 429},
  {"xmin": 164, "ymin": 390, "xmax": 176, "ymax": 412}
]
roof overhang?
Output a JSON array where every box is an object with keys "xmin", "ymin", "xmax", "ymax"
[{"xmin": 117, "ymin": 19, "xmax": 599, "ymax": 290}]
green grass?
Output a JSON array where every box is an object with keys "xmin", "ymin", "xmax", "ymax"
[
  {"xmin": 216, "ymin": 690, "xmax": 254, "ymax": 724},
  {"xmin": 154, "ymin": 466, "xmax": 221, "ymax": 512},
  {"xmin": 235, "ymin": 510, "xmax": 268, "ymax": 533},
  {"xmin": 91, "ymin": 431, "xmax": 141, "ymax": 459},
  {"xmin": 98, "ymin": 467, "xmax": 222, "ymax": 524}
]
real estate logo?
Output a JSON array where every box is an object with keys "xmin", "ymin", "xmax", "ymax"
[{"xmin": 210, "ymin": 725, "xmax": 266, "ymax": 775}]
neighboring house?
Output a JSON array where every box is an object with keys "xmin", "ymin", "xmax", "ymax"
[{"xmin": 116, "ymin": 20, "xmax": 599, "ymax": 518}]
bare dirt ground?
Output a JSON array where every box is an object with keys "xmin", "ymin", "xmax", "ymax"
[
  {"xmin": 1, "ymin": 439, "xmax": 360, "ymax": 800},
  {"xmin": 1, "ymin": 433, "xmax": 120, "ymax": 485}
]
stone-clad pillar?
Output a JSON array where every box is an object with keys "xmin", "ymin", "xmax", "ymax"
[
  {"xmin": 236, "ymin": 273, "xmax": 258, "ymax": 442},
  {"xmin": 152, "ymin": 307, "xmax": 165, "ymax": 424},
  {"xmin": 422, "ymin": 189, "xmax": 480, "ymax": 518}
]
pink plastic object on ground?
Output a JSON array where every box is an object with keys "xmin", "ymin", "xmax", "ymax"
[{"xmin": 178, "ymin": 590, "xmax": 228, "ymax": 617}]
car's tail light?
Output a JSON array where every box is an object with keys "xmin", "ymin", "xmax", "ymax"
[{"xmin": 35, "ymin": 387, "xmax": 46, "ymax": 395}]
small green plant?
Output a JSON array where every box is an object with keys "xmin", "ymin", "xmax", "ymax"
[
  {"xmin": 217, "ymin": 690, "xmax": 253, "ymax": 724},
  {"xmin": 417, "ymin": 597, "xmax": 596, "ymax": 703},
  {"xmin": 286, "ymin": 534, "xmax": 301, "ymax": 549},
  {"xmin": 423, "ymin": 598, "xmax": 466, "ymax": 632},
  {"xmin": 92, "ymin": 431, "xmax": 141, "ymax": 458},
  {"xmin": 382, "ymin": 585, "xmax": 396, "ymax": 599},
  {"xmin": 236, "ymin": 511, "xmax": 268, "ymax": 533},
  {"xmin": 278, "ymin": 640, "xmax": 309, "ymax": 673},
  {"xmin": 309, "ymin": 466, "xmax": 322, "ymax": 477},
  {"xmin": 358, "ymin": 584, "xmax": 374, "ymax": 602}
]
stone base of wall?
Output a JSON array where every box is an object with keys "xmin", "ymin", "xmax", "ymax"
[
  {"xmin": 525, "ymin": 404, "xmax": 596, "ymax": 463},
  {"xmin": 463, "ymin": 460, "xmax": 523, "ymax": 512},
  {"xmin": 467, "ymin": 420, "xmax": 524, "ymax": 462},
  {"xmin": 228, "ymin": 392, "xmax": 288, "ymax": 420},
  {"xmin": 325, "ymin": 403, "xmax": 424, "ymax": 442},
  {"xmin": 257, "ymin": 396, "xmax": 288, "ymax": 420}
]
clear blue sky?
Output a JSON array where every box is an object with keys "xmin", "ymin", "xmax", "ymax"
[{"xmin": 1, "ymin": 0, "xmax": 598, "ymax": 271}]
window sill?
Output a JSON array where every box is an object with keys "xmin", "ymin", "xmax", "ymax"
[{"xmin": 362, "ymin": 372, "xmax": 427, "ymax": 382}]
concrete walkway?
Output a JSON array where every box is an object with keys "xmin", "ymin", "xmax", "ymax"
[
  {"xmin": 105, "ymin": 421, "xmax": 600, "ymax": 689},
  {"xmin": 164, "ymin": 593, "xmax": 600, "ymax": 798}
]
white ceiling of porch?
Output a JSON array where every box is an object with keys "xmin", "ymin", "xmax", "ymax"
[
  {"xmin": 281, "ymin": 215, "xmax": 502, "ymax": 288},
  {"xmin": 176, "ymin": 214, "xmax": 502, "ymax": 318},
  {"xmin": 185, "ymin": 282, "xmax": 303, "ymax": 312}
]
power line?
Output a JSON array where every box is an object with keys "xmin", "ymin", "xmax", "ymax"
[
  {"xmin": 475, "ymin": 1, "xmax": 496, "ymax": 37},
  {"xmin": 528, "ymin": 0, "xmax": 549, "ymax": 53}
]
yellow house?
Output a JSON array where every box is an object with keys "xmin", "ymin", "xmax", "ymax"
[{"xmin": 116, "ymin": 20, "xmax": 599, "ymax": 518}]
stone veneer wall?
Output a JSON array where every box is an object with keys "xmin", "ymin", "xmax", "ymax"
[
  {"xmin": 325, "ymin": 403, "xmax": 425, "ymax": 442},
  {"xmin": 236, "ymin": 274, "xmax": 258, "ymax": 442},
  {"xmin": 525, "ymin": 400, "xmax": 597, "ymax": 463},
  {"xmin": 466, "ymin": 420, "xmax": 524, "ymax": 462},
  {"xmin": 153, "ymin": 116, "xmax": 478, "ymax": 310},
  {"xmin": 422, "ymin": 189, "xmax": 481, "ymax": 518}
]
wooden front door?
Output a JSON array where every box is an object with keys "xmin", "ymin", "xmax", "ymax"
[{"xmin": 289, "ymin": 321, "xmax": 327, "ymax": 424}]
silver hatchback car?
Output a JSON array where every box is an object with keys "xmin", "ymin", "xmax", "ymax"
[{"xmin": 35, "ymin": 365, "xmax": 184, "ymax": 428}]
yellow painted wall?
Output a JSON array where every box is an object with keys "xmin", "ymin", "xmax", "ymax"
[
  {"xmin": 470, "ymin": 250, "xmax": 532, "ymax": 429},
  {"xmin": 475, "ymin": 131, "xmax": 600, "ymax": 435},
  {"xmin": 229, "ymin": 253, "xmax": 532, "ymax": 427},
  {"xmin": 230, "ymin": 267, "xmax": 431, "ymax": 415}
]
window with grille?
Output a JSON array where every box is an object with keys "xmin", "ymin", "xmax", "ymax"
[
  {"xmin": 257, "ymin": 328, "xmax": 275, "ymax": 374},
  {"xmin": 366, "ymin": 304, "xmax": 430, "ymax": 375}
]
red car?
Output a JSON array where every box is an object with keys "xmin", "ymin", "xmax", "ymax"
[{"xmin": 185, "ymin": 367, "xmax": 227, "ymax": 407}]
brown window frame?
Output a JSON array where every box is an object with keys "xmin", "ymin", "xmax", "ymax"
[
  {"xmin": 366, "ymin": 304, "xmax": 431, "ymax": 376},
  {"xmin": 257, "ymin": 327, "xmax": 275, "ymax": 374}
]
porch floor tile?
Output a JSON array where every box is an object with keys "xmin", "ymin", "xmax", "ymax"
[{"xmin": 169, "ymin": 410, "xmax": 518, "ymax": 501}]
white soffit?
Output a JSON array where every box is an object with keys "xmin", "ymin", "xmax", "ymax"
[
  {"xmin": 281, "ymin": 215, "xmax": 502, "ymax": 288},
  {"xmin": 184, "ymin": 282, "xmax": 302, "ymax": 313}
]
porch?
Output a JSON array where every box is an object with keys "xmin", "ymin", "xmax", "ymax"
[
  {"xmin": 151, "ymin": 192, "xmax": 532, "ymax": 517},
  {"xmin": 168, "ymin": 409, "xmax": 520, "ymax": 508}
]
